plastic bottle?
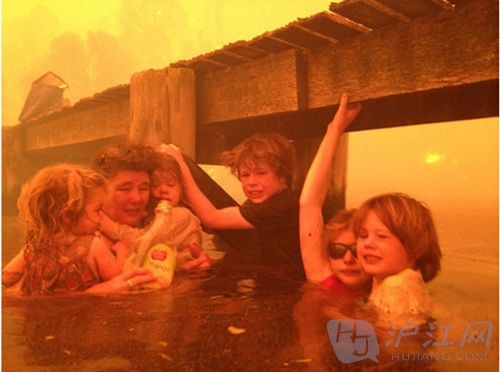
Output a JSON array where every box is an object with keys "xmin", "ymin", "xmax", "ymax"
[{"xmin": 134, "ymin": 200, "xmax": 177, "ymax": 289}]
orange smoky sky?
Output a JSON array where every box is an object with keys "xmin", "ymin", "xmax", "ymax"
[
  {"xmin": 2, "ymin": 0, "xmax": 333, "ymax": 126},
  {"xmin": 2, "ymin": 0, "xmax": 498, "ymax": 243}
]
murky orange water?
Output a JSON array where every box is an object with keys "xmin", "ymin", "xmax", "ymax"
[{"xmin": 3, "ymin": 216, "xmax": 498, "ymax": 371}]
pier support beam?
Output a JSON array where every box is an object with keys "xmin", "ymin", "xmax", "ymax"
[{"xmin": 129, "ymin": 67, "xmax": 196, "ymax": 157}]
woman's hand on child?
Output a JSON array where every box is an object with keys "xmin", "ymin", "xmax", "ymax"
[
  {"xmin": 179, "ymin": 244, "xmax": 213, "ymax": 272},
  {"xmin": 329, "ymin": 93, "xmax": 362, "ymax": 133}
]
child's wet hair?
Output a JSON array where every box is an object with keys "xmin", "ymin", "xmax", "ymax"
[
  {"xmin": 353, "ymin": 192, "xmax": 442, "ymax": 282},
  {"xmin": 220, "ymin": 133, "xmax": 296, "ymax": 188},
  {"xmin": 17, "ymin": 164, "xmax": 106, "ymax": 255},
  {"xmin": 325, "ymin": 209, "xmax": 356, "ymax": 243},
  {"xmin": 153, "ymin": 153, "xmax": 182, "ymax": 185},
  {"xmin": 91, "ymin": 139, "xmax": 160, "ymax": 179}
]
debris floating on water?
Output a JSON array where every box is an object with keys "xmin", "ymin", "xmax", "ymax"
[
  {"xmin": 160, "ymin": 353, "xmax": 173, "ymax": 361},
  {"xmin": 227, "ymin": 325, "xmax": 246, "ymax": 335}
]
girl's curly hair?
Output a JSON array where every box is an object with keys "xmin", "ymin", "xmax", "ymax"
[{"xmin": 17, "ymin": 164, "xmax": 106, "ymax": 261}]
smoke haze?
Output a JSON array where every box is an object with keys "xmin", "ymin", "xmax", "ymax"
[{"xmin": 3, "ymin": 0, "xmax": 332, "ymax": 125}]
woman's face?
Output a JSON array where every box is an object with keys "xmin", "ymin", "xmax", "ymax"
[
  {"xmin": 103, "ymin": 170, "xmax": 150, "ymax": 227},
  {"xmin": 329, "ymin": 229, "xmax": 371, "ymax": 290},
  {"xmin": 357, "ymin": 210, "xmax": 415, "ymax": 285}
]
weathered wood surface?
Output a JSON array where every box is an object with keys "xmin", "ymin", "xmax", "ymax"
[
  {"xmin": 13, "ymin": 0, "xmax": 497, "ymax": 156},
  {"xmin": 168, "ymin": 68, "xmax": 196, "ymax": 158},
  {"xmin": 197, "ymin": 49, "xmax": 307, "ymax": 124},
  {"xmin": 22, "ymin": 98, "xmax": 129, "ymax": 152},
  {"xmin": 306, "ymin": 0, "xmax": 498, "ymax": 108},
  {"xmin": 197, "ymin": 0, "xmax": 498, "ymax": 125},
  {"xmin": 129, "ymin": 69, "xmax": 170, "ymax": 146},
  {"xmin": 129, "ymin": 68, "xmax": 196, "ymax": 157}
]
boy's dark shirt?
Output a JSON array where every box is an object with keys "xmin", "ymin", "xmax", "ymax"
[{"xmin": 239, "ymin": 188, "xmax": 305, "ymax": 280}]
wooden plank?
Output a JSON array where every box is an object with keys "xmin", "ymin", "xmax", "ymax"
[
  {"xmin": 195, "ymin": 79, "xmax": 497, "ymax": 145},
  {"xmin": 196, "ymin": 0, "xmax": 497, "ymax": 126},
  {"xmin": 322, "ymin": 11, "xmax": 372, "ymax": 33},
  {"xmin": 271, "ymin": 26, "xmax": 331, "ymax": 49},
  {"xmin": 23, "ymin": 98, "xmax": 129, "ymax": 152},
  {"xmin": 293, "ymin": 24, "xmax": 338, "ymax": 43},
  {"xmin": 197, "ymin": 49, "xmax": 305, "ymax": 124},
  {"xmin": 377, "ymin": 0, "xmax": 453, "ymax": 17},
  {"xmin": 330, "ymin": 0, "xmax": 410, "ymax": 28},
  {"xmin": 306, "ymin": 0, "xmax": 498, "ymax": 108}
]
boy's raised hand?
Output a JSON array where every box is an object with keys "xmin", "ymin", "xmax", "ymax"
[
  {"xmin": 330, "ymin": 93, "xmax": 362, "ymax": 133},
  {"xmin": 157, "ymin": 143, "xmax": 184, "ymax": 165}
]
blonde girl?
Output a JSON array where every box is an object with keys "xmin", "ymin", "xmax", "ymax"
[{"xmin": 2, "ymin": 164, "xmax": 155, "ymax": 294}]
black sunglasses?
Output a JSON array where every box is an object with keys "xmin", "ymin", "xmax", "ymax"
[{"xmin": 328, "ymin": 243, "xmax": 357, "ymax": 259}]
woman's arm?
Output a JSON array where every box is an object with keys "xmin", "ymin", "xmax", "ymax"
[
  {"xmin": 99, "ymin": 211, "xmax": 144, "ymax": 244},
  {"xmin": 89, "ymin": 235, "xmax": 125, "ymax": 281},
  {"xmin": 158, "ymin": 145, "xmax": 253, "ymax": 230},
  {"xmin": 2, "ymin": 248, "xmax": 26, "ymax": 287},
  {"xmin": 85, "ymin": 267, "xmax": 156, "ymax": 293},
  {"xmin": 299, "ymin": 93, "xmax": 361, "ymax": 282}
]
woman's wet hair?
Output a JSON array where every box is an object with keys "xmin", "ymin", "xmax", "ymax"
[
  {"xmin": 91, "ymin": 139, "xmax": 160, "ymax": 179},
  {"xmin": 220, "ymin": 133, "xmax": 296, "ymax": 189},
  {"xmin": 353, "ymin": 192, "xmax": 442, "ymax": 282},
  {"xmin": 17, "ymin": 164, "xmax": 106, "ymax": 259}
]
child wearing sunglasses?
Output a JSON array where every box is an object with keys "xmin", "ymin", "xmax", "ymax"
[
  {"xmin": 300, "ymin": 93, "xmax": 370, "ymax": 299},
  {"xmin": 322, "ymin": 209, "xmax": 372, "ymax": 299}
]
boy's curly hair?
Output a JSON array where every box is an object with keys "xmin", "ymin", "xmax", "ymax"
[{"xmin": 220, "ymin": 133, "xmax": 296, "ymax": 189}]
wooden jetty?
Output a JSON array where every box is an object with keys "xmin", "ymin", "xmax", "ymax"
[{"xmin": 3, "ymin": 0, "xmax": 498, "ymax": 217}]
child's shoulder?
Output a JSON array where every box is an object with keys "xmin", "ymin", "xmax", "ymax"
[
  {"xmin": 383, "ymin": 268, "xmax": 423, "ymax": 288},
  {"xmin": 240, "ymin": 189, "xmax": 299, "ymax": 228},
  {"xmin": 371, "ymin": 269, "xmax": 433, "ymax": 318},
  {"xmin": 171, "ymin": 206, "xmax": 199, "ymax": 222},
  {"xmin": 169, "ymin": 206, "xmax": 201, "ymax": 230}
]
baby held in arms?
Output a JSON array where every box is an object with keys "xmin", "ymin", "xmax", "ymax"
[{"xmin": 98, "ymin": 150, "xmax": 210, "ymax": 287}]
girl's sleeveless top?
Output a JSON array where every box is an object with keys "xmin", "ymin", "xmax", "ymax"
[{"xmin": 22, "ymin": 249, "xmax": 100, "ymax": 294}]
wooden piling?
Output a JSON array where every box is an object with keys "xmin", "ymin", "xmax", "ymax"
[{"xmin": 129, "ymin": 67, "xmax": 196, "ymax": 157}]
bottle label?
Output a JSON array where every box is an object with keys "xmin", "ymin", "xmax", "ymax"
[
  {"xmin": 142, "ymin": 243, "xmax": 176, "ymax": 288},
  {"xmin": 151, "ymin": 249, "xmax": 167, "ymax": 261}
]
